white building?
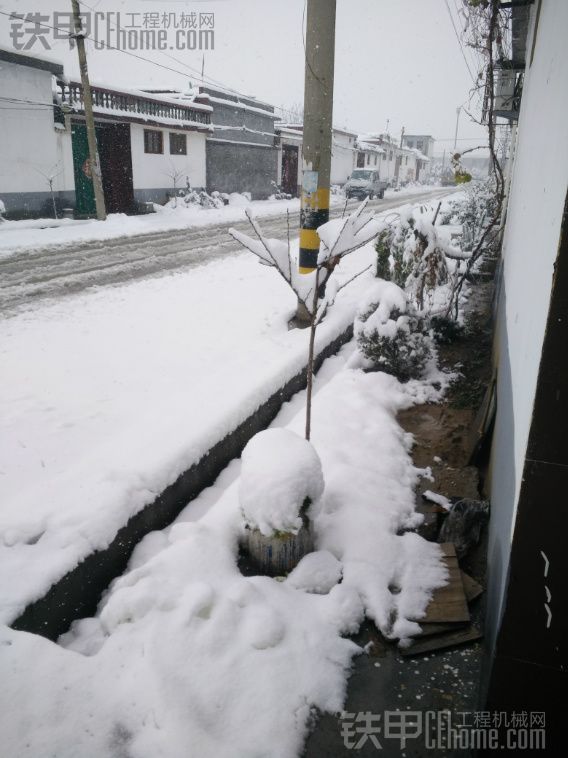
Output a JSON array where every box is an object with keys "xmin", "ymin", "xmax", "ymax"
[
  {"xmin": 59, "ymin": 82, "xmax": 212, "ymax": 216},
  {"xmin": 0, "ymin": 48, "xmax": 75, "ymax": 218},
  {"xmin": 356, "ymin": 133, "xmax": 429, "ymax": 185},
  {"xmin": 402, "ymin": 134, "xmax": 435, "ymax": 160},
  {"xmin": 275, "ymin": 124, "xmax": 358, "ymax": 195},
  {"xmin": 481, "ymin": 0, "xmax": 568, "ymax": 715},
  {"xmin": 0, "ymin": 48, "xmax": 212, "ymax": 219},
  {"xmin": 331, "ymin": 128, "xmax": 358, "ymax": 185}
]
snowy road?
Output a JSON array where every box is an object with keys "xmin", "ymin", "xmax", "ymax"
[{"xmin": 0, "ymin": 188, "xmax": 454, "ymax": 313}]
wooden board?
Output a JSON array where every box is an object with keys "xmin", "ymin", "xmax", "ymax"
[
  {"xmin": 417, "ymin": 543, "xmax": 470, "ymax": 624},
  {"xmin": 460, "ymin": 571, "xmax": 484, "ymax": 603},
  {"xmin": 401, "ymin": 625, "xmax": 482, "ymax": 657},
  {"xmin": 413, "ymin": 621, "xmax": 468, "ymax": 638}
]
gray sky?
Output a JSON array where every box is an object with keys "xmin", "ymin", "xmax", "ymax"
[{"xmin": 0, "ymin": 0, "xmax": 489, "ymax": 155}]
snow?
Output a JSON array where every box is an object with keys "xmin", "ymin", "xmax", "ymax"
[
  {"xmin": 286, "ymin": 550, "xmax": 343, "ymax": 594},
  {"xmin": 0, "ymin": 234, "xmax": 376, "ymax": 625},
  {"xmin": 0, "ymin": 199, "xmax": 304, "ymax": 257},
  {"xmin": 423, "ymin": 490, "xmax": 452, "ymax": 510},
  {"xmin": 0, "ymin": 325, "xmax": 448, "ymax": 758},
  {"xmin": 354, "ymin": 280, "xmax": 409, "ymax": 335},
  {"xmin": 239, "ymin": 429, "xmax": 324, "ymax": 536},
  {"xmin": 0, "ymin": 190, "xmax": 464, "ymax": 757}
]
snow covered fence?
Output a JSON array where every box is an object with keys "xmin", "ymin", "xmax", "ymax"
[{"xmin": 11, "ymin": 326, "xmax": 353, "ymax": 640}]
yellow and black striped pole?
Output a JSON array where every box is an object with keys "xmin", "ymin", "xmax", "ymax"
[
  {"xmin": 299, "ymin": 186, "xmax": 330, "ymax": 274},
  {"xmin": 296, "ymin": 0, "xmax": 336, "ymax": 307}
]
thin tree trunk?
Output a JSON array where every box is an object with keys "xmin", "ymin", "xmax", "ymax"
[{"xmin": 305, "ymin": 269, "xmax": 320, "ymax": 440}]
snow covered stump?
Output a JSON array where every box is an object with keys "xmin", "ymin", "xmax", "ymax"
[{"xmin": 239, "ymin": 429, "xmax": 324, "ymax": 576}]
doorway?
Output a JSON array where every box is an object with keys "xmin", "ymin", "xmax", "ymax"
[
  {"xmin": 281, "ymin": 144, "xmax": 299, "ymax": 196},
  {"xmin": 71, "ymin": 121, "xmax": 135, "ymax": 217},
  {"xmin": 96, "ymin": 122, "xmax": 135, "ymax": 214}
]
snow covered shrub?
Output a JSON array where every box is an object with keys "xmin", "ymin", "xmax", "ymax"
[
  {"xmin": 430, "ymin": 314, "xmax": 464, "ymax": 344},
  {"xmin": 374, "ymin": 229, "xmax": 391, "ymax": 280},
  {"xmin": 372, "ymin": 205, "xmax": 450, "ymax": 309},
  {"xmin": 355, "ymin": 281, "xmax": 432, "ymax": 381},
  {"xmin": 455, "ymin": 179, "xmax": 499, "ymax": 252}
]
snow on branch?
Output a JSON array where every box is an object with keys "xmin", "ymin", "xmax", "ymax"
[{"xmin": 229, "ymin": 200, "xmax": 384, "ymax": 318}]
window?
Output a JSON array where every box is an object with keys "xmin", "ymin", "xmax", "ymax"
[
  {"xmin": 389, "ymin": 150, "xmax": 393, "ymax": 160},
  {"xmin": 169, "ymin": 132, "xmax": 187, "ymax": 155},
  {"xmin": 144, "ymin": 129, "xmax": 163, "ymax": 154},
  {"xmin": 374, "ymin": 155, "xmax": 377, "ymax": 165}
]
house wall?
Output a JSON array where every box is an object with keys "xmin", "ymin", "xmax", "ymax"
[
  {"xmin": 130, "ymin": 124, "xmax": 206, "ymax": 204},
  {"xmin": 398, "ymin": 150, "xmax": 417, "ymax": 183},
  {"xmin": 206, "ymin": 141, "xmax": 278, "ymax": 199},
  {"xmin": 331, "ymin": 132, "xmax": 357, "ymax": 185},
  {"xmin": 202, "ymin": 86, "xmax": 278, "ymax": 198},
  {"xmin": 485, "ymin": 0, "xmax": 568, "ymax": 654},
  {"xmin": 0, "ymin": 59, "xmax": 75, "ymax": 218},
  {"xmin": 380, "ymin": 146, "xmax": 397, "ymax": 183}
]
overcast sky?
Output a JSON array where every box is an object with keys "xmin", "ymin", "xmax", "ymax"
[{"xmin": 0, "ymin": 0, "xmax": 489, "ymax": 155}]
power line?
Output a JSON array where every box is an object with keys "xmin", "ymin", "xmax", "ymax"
[
  {"xmin": 0, "ymin": 8, "xmax": 291, "ymax": 116},
  {"xmin": 444, "ymin": 0, "xmax": 477, "ymax": 86}
]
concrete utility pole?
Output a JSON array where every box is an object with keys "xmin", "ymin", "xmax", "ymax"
[
  {"xmin": 70, "ymin": 0, "xmax": 106, "ymax": 220},
  {"xmin": 296, "ymin": 0, "xmax": 337, "ymax": 323}
]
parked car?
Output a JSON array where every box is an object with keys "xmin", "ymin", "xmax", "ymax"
[{"xmin": 344, "ymin": 169, "xmax": 388, "ymax": 200}]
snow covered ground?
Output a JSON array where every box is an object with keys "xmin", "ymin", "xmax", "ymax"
[
  {"xmin": 0, "ymin": 231, "xmax": 373, "ymax": 623},
  {"xmin": 1, "ymin": 333, "xmax": 449, "ymax": 758},
  {"xmin": 0, "ymin": 192, "xmax": 461, "ymax": 757},
  {"xmin": 0, "ymin": 184, "xmax": 441, "ymax": 259},
  {"xmin": 0, "ymin": 195, "xmax": 302, "ymax": 257}
]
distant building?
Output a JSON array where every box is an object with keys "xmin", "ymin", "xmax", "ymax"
[
  {"xmin": 199, "ymin": 85, "xmax": 279, "ymax": 199},
  {"xmin": 331, "ymin": 128, "xmax": 359, "ymax": 185},
  {"xmin": 274, "ymin": 124, "xmax": 358, "ymax": 195},
  {"xmin": 402, "ymin": 134, "xmax": 435, "ymax": 160},
  {"xmin": 357, "ymin": 133, "xmax": 429, "ymax": 185}
]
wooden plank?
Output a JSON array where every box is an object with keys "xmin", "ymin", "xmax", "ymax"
[
  {"xmin": 401, "ymin": 625, "xmax": 483, "ymax": 657},
  {"xmin": 461, "ymin": 571, "xmax": 484, "ymax": 603},
  {"xmin": 417, "ymin": 543, "xmax": 470, "ymax": 624},
  {"xmin": 413, "ymin": 621, "xmax": 468, "ymax": 638}
]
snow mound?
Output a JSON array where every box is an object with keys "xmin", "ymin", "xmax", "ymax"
[
  {"xmin": 286, "ymin": 550, "xmax": 342, "ymax": 594},
  {"xmin": 355, "ymin": 280, "xmax": 409, "ymax": 336},
  {"xmin": 239, "ymin": 429, "xmax": 324, "ymax": 536},
  {"xmin": 227, "ymin": 192, "xmax": 250, "ymax": 207}
]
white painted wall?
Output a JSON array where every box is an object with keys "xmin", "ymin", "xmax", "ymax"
[
  {"xmin": 486, "ymin": 0, "xmax": 568, "ymax": 649},
  {"xmin": 331, "ymin": 131, "xmax": 357, "ymax": 185},
  {"xmin": 0, "ymin": 60, "xmax": 74, "ymax": 198},
  {"xmin": 130, "ymin": 124, "xmax": 206, "ymax": 193}
]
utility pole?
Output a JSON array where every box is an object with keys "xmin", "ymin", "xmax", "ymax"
[
  {"xmin": 399, "ymin": 126, "xmax": 405, "ymax": 149},
  {"xmin": 296, "ymin": 0, "xmax": 336, "ymax": 324},
  {"xmin": 70, "ymin": 0, "xmax": 106, "ymax": 220},
  {"xmin": 453, "ymin": 106, "xmax": 461, "ymax": 152}
]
